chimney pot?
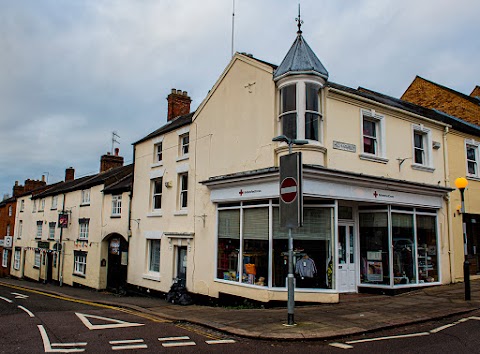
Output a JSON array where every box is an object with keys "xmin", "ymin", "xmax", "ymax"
[
  {"xmin": 15, "ymin": 181, "xmax": 18, "ymax": 186},
  {"xmin": 171, "ymin": 88, "xmax": 176, "ymax": 94},
  {"xmin": 115, "ymin": 147, "xmax": 119, "ymax": 156}
]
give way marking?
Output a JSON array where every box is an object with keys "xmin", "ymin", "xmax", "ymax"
[
  {"xmin": 75, "ymin": 313, "xmax": 144, "ymax": 330},
  {"xmin": 11, "ymin": 292, "xmax": 29, "ymax": 299},
  {"xmin": 37, "ymin": 325, "xmax": 87, "ymax": 353}
]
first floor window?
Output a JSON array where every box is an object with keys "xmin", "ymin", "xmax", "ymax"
[
  {"xmin": 81, "ymin": 189, "xmax": 90, "ymax": 205},
  {"xmin": 2, "ymin": 249, "xmax": 8, "ymax": 268},
  {"xmin": 279, "ymin": 84, "xmax": 297, "ymax": 140},
  {"xmin": 18, "ymin": 220, "xmax": 23, "ymax": 238},
  {"xmin": 49, "ymin": 222, "xmax": 56, "ymax": 240},
  {"xmin": 79, "ymin": 219, "xmax": 89, "ymax": 240},
  {"xmin": 152, "ymin": 178, "xmax": 163, "ymax": 210},
  {"xmin": 467, "ymin": 143, "xmax": 479, "ymax": 177},
  {"xmin": 8, "ymin": 205, "xmax": 12, "ymax": 217},
  {"xmin": 14, "ymin": 248, "xmax": 21, "ymax": 270},
  {"xmin": 148, "ymin": 239, "xmax": 161, "ymax": 273},
  {"xmin": 180, "ymin": 133, "xmax": 189, "ymax": 156},
  {"xmin": 20, "ymin": 200, "xmax": 24, "ymax": 212},
  {"xmin": 155, "ymin": 142, "xmax": 163, "ymax": 162},
  {"xmin": 179, "ymin": 173, "xmax": 188, "ymax": 209},
  {"xmin": 74, "ymin": 251, "xmax": 87, "ymax": 276},
  {"xmin": 363, "ymin": 117, "xmax": 378, "ymax": 154},
  {"xmin": 36, "ymin": 221, "xmax": 43, "ymax": 239},
  {"xmin": 111, "ymin": 195, "xmax": 122, "ymax": 216},
  {"xmin": 6, "ymin": 224, "xmax": 10, "ymax": 236},
  {"xmin": 413, "ymin": 131, "xmax": 426, "ymax": 165},
  {"xmin": 34, "ymin": 250, "xmax": 41, "ymax": 268},
  {"xmin": 52, "ymin": 195, "xmax": 58, "ymax": 209}
]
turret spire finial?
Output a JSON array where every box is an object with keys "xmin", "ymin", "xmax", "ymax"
[{"xmin": 295, "ymin": 3, "xmax": 303, "ymax": 35}]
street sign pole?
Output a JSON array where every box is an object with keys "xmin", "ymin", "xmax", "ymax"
[{"xmin": 279, "ymin": 151, "xmax": 303, "ymax": 326}]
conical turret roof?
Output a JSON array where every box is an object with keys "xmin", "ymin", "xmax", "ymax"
[{"xmin": 273, "ymin": 33, "xmax": 329, "ymax": 81}]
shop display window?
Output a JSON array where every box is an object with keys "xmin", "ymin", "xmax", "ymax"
[
  {"xmin": 273, "ymin": 207, "xmax": 333, "ymax": 289},
  {"xmin": 217, "ymin": 209, "xmax": 240, "ymax": 281},
  {"xmin": 392, "ymin": 213, "xmax": 416, "ymax": 285},
  {"xmin": 416, "ymin": 215, "xmax": 438, "ymax": 283},
  {"xmin": 242, "ymin": 208, "xmax": 268, "ymax": 286},
  {"xmin": 359, "ymin": 212, "xmax": 390, "ymax": 285}
]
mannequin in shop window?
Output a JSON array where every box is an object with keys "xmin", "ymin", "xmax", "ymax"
[{"xmin": 295, "ymin": 254, "xmax": 317, "ymax": 288}]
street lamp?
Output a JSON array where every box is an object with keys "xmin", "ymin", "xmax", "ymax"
[
  {"xmin": 454, "ymin": 177, "xmax": 470, "ymax": 301},
  {"xmin": 273, "ymin": 135, "xmax": 308, "ymax": 326}
]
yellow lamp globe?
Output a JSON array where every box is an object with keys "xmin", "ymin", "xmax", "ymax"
[{"xmin": 454, "ymin": 177, "xmax": 468, "ymax": 190}]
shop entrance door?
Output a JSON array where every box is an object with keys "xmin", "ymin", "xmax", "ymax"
[{"xmin": 337, "ymin": 223, "xmax": 357, "ymax": 292}]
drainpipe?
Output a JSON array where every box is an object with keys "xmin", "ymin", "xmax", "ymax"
[
  {"xmin": 58, "ymin": 194, "xmax": 66, "ymax": 286},
  {"xmin": 443, "ymin": 126, "xmax": 455, "ymax": 283}
]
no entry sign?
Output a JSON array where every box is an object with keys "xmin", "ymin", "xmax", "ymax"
[
  {"xmin": 279, "ymin": 152, "xmax": 303, "ymax": 228},
  {"xmin": 280, "ymin": 177, "xmax": 298, "ymax": 203}
]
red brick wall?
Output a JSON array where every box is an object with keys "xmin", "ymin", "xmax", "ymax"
[
  {"xmin": 402, "ymin": 77, "xmax": 480, "ymax": 126},
  {"xmin": 0, "ymin": 200, "xmax": 16, "ymax": 277}
]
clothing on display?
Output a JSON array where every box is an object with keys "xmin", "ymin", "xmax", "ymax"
[{"xmin": 295, "ymin": 255, "xmax": 317, "ymax": 278}]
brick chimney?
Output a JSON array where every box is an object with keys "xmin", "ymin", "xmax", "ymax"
[
  {"xmin": 100, "ymin": 148, "xmax": 124, "ymax": 172},
  {"xmin": 65, "ymin": 167, "xmax": 75, "ymax": 182},
  {"xmin": 167, "ymin": 89, "xmax": 191, "ymax": 121},
  {"xmin": 24, "ymin": 178, "xmax": 47, "ymax": 192},
  {"xmin": 12, "ymin": 181, "xmax": 24, "ymax": 197}
]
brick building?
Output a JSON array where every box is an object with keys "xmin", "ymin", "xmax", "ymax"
[
  {"xmin": 402, "ymin": 76, "xmax": 480, "ymax": 126},
  {"xmin": 0, "ymin": 178, "xmax": 46, "ymax": 277}
]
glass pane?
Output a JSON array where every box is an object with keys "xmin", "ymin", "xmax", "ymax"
[
  {"xmin": 392, "ymin": 213, "xmax": 416, "ymax": 285},
  {"xmin": 468, "ymin": 161, "xmax": 477, "ymax": 175},
  {"xmin": 363, "ymin": 136, "xmax": 376, "ymax": 154},
  {"xmin": 363, "ymin": 119, "xmax": 376, "ymax": 137},
  {"xmin": 338, "ymin": 226, "xmax": 346, "ymax": 264},
  {"xmin": 282, "ymin": 113, "xmax": 297, "ymax": 139},
  {"xmin": 467, "ymin": 146, "xmax": 476, "ymax": 160},
  {"xmin": 281, "ymin": 84, "xmax": 296, "ymax": 113},
  {"xmin": 359, "ymin": 213, "xmax": 390, "ymax": 285},
  {"xmin": 414, "ymin": 132, "xmax": 423, "ymax": 148},
  {"xmin": 305, "ymin": 112, "xmax": 319, "ymax": 141},
  {"xmin": 416, "ymin": 215, "xmax": 438, "ymax": 283},
  {"xmin": 243, "ymin": 208, "xmax": 268, "ymax": 240},
  {"xmin": 349, "ymin": 227, "xmax": 354, "ymax": 264},
  {"xmin": 414, "ymin": 148, "xmax": 424, "ymax": 164},
  {"xmin": 217, "ymin": 238, "xmax": 240, "ymax": 281},
  {"xmin": 149, "ymin": 240, "xmax": 160, "ymax": 272},
  {"xmin": 154, "ymin": 179, "xmax": 162, "ymax": 194},
  {"xmin": 242, "ymin": 239, "xmax": 269, "ymax": 286},
  {"xmin": 305, "ymin": 83, "xmax": 319, "ymax": 111},
  {"xmin": 218, "ymin": 210, "xmax": 240, "ymax": 239}
]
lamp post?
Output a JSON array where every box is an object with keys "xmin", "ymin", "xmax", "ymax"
[
  {"xmin": 454, "ymin": 177, "xmax": 470, "ymax": 301},
  {"xmin": 272, "ymin": 135, "xmax": 308, "ymax": 326}
]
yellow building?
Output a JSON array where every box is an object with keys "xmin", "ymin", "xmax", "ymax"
[
  {"xmin": 10, "ymin": 154, "xmax": 132, "ymax": 292},
  {"xmin": 129, "ymin": 28, "xmax": 455, "ymax": 303},
  {"xmin": 402, "ymin": 77, "xmax": 480, "ymax": 282}
]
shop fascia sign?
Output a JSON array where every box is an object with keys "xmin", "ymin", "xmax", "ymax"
[{"xmin": 372, "ymin": 190, "xmax": 395, "ymax": 200}]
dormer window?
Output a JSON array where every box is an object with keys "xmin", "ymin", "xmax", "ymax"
[{"xmin": 278, "ymin": 81, "xmax": 322, "ymax": 142}]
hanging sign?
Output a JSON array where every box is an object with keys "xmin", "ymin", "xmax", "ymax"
[{"xmin": 58, "ymin": 213, "xmax": 69, "ymax": 228}]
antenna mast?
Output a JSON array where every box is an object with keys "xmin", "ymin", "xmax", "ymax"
[
  {"xmin": 231, "ymin": 0, "xmax": 235, "ymax": 57},
  {"xmin": 111, "ymin": 131, "xmax": 120, "ymax": 154}
]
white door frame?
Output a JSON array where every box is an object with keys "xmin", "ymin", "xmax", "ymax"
[{"xmin": 337, "ymin": 221, "xmax": 357, "ymax": 293}]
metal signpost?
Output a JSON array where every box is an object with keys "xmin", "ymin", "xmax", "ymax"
[{"xmin": 279, "ymin": 151, "xmax": 303, "ymax": 326}]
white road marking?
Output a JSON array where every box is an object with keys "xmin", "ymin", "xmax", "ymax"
[
  {"xmin": 37, "ymin": 325, "xmax": 86, "ymax": 353},
  {"xmin": 75, "ymin": 312, "xmax": 144, "ymax": 330},
  {"xmin": 329, "ymin": 342, "xmax": 354, "ymax": 349},
  {"xmin": 11, "ymin": 292, "xmax": 28, "ymax": 299},
  {"xmin": 109, "ymin": 339, "xmax": 145, "ymax": 345},
  {"xmin": 51, "ymin": 343, "xmax": 87, "ymax": 347},
  {"xmin": 0, "ymin": 296, "xmax": 12, "ymax": 303},
  {"xmin": 161, "ymin": 341, "xmax": 196, "ymax": 347},
  {"xmin": 430, "ymin": 323, "xmax": 459, "ymax": 333},
  {"xmin": 112, "ymin": 344, "xmax": 148, "ymax": 351},
  {"xmin": 17, "ymin": 305, "xmax": 35, "ymax": 317},
  {"xmin": 346, "ymin": 332, "xmax": 430, "ymax": 344},
  {"xmin": 206, "ymin": 339, "xmax": 237, "ymax": 345},
  {"xmin": 158, "ymin": 336, "xmax": 191, "ymax": 342}
]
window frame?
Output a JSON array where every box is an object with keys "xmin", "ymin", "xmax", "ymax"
[
  {"xmin": 111, "ymin": 195, "xmax": 122, "ymax": 216},
  {"xmin": 179, "ymin": 173, "xmax": 188, "ymax": 210},
  {"xmin": 2, "ymin": 249, "xmax": 8, "ymax": 268},
  {"xmin": 78, "ymin": 219, "xmax": 90, "ymax": 240},
  {"xmin": 148, "ymin": 239, "xmax": 161, "ymax": 274},
  {"xmin": 155, "ymin": 142, "xmax": 163, "ymax": 163},
  {"xmin": 73, "ymin": 251, "xmax": 87, "ymax": 276},
  {"xmin": 466, "ymin": 139, "xmax": 480, "ymax": 179},
  {"xmin": 6, "ymin": 224, "xmax": 10, "ymax": 236},
  {"xmin": 36, "ymin": 221, "xmax": 43, "ymax": 239},
  {"xmin": 81, "ymin": 189, "xmax": 91, "ymax": 205},
  {"xmin": 34, "ymin": 250, "xmax": 41, "ymax": 268},
  {"xmin": 51, "ymin": 195, "xmax": 58, "ymax": 210},
  {"xmin": 180, "ymin": 133, "xmax": 189, "ymax": 156},
  {"xmin": 17, "ymin": 220, "xmax": 23, "ymax": 239},
  {"xmin": 48, "ymin": 222, "xmax": 56, "ymax": 240},
  {"xmin": 411, "ymin": 124, "xmax": 434, "ymax": 172},
  {"xmin": 151, "ymin": 178, "xmax": 163, "ymax": 212},
  {"xmin": 14, "ymin": 248, "xmax": 21, "ymax": 270},
  {"xmin": 359, "ymin": 109, "xmax": 388, "ymax": 163},
  {"xmin": 39, "ymin": 198, "xmax": 45, "ymax": 211},
  {"xmin": 8, "ymin": 205, "xmax": 12, "ymax": 217},
  {"xmin": 20, "ymin": 200, "xmax": 24, "ymax": 212}
]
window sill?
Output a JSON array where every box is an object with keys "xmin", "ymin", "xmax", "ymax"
[
  {"xmin": 77, "ymin": 239, "xmax": 88, "ymax": 243},
  {"xmin": 110, "ymin": 215, "xmax": 121, "ymax": 219},
  {"xmin": 411, "ymin": 164, "xmax": 435, "ymax": 173},
  {"xmin": 142, "ymin": 273, "xmax": 161, "ymax": 282},
  {"xmin": 80, "ymin": 203, "xmax": 90, "ymax": 207},
  {"xmin": 151, "ymin": 161, "xmax": 164, "ymax": 168},
  {"xmin": 174, "ymin": 210, "xmax": 188, "ymax": 216},
  {"xmin": 73, "ymin": 273, "xmax": 86, "ymax": 279},
  {"xmin": 147, "ymin": 211, "xmax": 163, "ymax": 217},
  {"xmin": 33, "ymin": 266, "xmax": 40, "ymax": 269},
  {"xmin": 50, "ymin": 208, "xmax": 57, "ymax": 211},
  {"xmin": 467, "ymin": 175, "xmax": 480, "ymax": 182},
  {"xmin": 359, "ymin": 153, "xmax": 389, "ymax": 164},
  {"xmin": 176, "ymin": 154, "xmax": 189, "ymax": 162},
  {"xmin": 20, "ymin": 210, "xmax": 24, "ymax": 213}
]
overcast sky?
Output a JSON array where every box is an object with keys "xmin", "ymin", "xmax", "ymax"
[{"xmin": 1, "ymin": 0, "xmax": 479, "ymax": 197}]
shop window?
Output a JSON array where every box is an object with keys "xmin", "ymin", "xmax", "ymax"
[
  {"xmin": 242, "ymin": 208, "xmax": 269, "ymax": 286},
  {"xmin": 416, "ymin": 215, "xmax": 438, "ymax": 283},
  {"xmin": 273, "ymin": 207, "xmax": 333, "ymax": 289},
  {"xmin": 2, "ymin": 249, "xmax": 8, "ymax": 268},
  {"xmin": 148, "ymin": 239, "xmax": 161, "ymax": 273},
  {"xmin": 14, "ymin": 248, "xmax": 21, "ymax": 270},
  {"xmin": 392, "ymin": 213, "xmax": 416, "ymax": 285},
  {"xmin": 217, "ymin": 209, "xmax": 240, "ymax": 281},
  {"xmin": 359, "ymin": 212, "xmax": 390, "ymax": 285}
]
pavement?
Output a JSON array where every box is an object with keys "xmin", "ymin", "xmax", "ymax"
[{"xmin": 2, "ymin": 277, "xmax": 480, "ymax": 341}]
